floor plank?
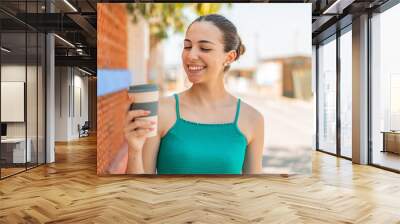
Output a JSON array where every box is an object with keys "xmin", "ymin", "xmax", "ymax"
[{"xmin": 0, "ymin": 135, "xmax": 399, "ymax": 223}]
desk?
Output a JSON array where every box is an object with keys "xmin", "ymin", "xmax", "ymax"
[
  {"xmin": 381, "ymin": 131, "xmax": 400, "ymax": 154},
  {"xmin": 1, "ymin": 138, "xmax": 31, "ymax": 163}
]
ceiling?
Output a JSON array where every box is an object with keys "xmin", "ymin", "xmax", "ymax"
[
  {"xmin": 0, "ymin": 0, "xmax": 395, "ymax": 74},
  {"xmin": 0, "ymin": 0, "xmax": 97, "ymax": 74},
  {"xmin": 309, "ymin": 0, "xmax": 390, "ymax": 43}
]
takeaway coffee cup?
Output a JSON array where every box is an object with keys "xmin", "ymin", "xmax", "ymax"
[{"xmin": 128, "ymin": 84, "xmax": 159, "ymax": 137}]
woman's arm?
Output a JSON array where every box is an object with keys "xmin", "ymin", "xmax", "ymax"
[
  {"xmin": 242, "ymin": 110, "xmax": 264, "ymax": 174},
  {"xmin": 126, "ymin": 109, "xmax": 162, "ymax": 174},
  {"xmin": 125, "ymin": 98, "xmax": 162, "ymax": 174},
  {"xmin": 126, "ymin": 146, "xmax": 145, "ymax": 174},
  {"xmin": 126, "ymin": 96, "xmax": 175, "ymax": 174},
  {"xmin": 126, "ymin": 136, "xmax": 160, "ymax": 174},
  {"xmin": 142, "ymin": 136, "xmax": 161, "ymax": 173},
  {"xmin": 124, "ymin": 106, "xmax": 157, "ymax": 174}
]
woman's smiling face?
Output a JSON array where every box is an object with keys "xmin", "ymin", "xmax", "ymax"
[{"xmin": 182, "ymin": 21, "xmax": 231, "ymax": 84}]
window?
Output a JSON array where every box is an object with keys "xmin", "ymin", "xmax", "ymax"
[
  {"xmin": 317, "ymin": 37, "xmax": 337, "ymax": 154},
  {"xmin": 0, "ymin": 1, "xmax": 46, "ymax": 179},
  {"xmin": 371, "ymin": 2, "xmax": 400, "ymax": 171},
  {"xmin": 339, "ymin": 29, "xmax": 352, "ymax": 158}
]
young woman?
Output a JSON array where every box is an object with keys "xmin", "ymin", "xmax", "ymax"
[{"xmin": 124, "ymin": 14, "xmax": 264, "ymax": 174}]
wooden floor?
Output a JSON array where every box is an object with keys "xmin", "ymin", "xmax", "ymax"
[
  {"xmin": 1, "ymin": 167, "xmax": 26, "ymax": 178},
  {"xmin": 1, "ymin": 163, "xmax": 45, "ymax": 178},
  {"xmin": 1, "ymin": 136, "xmax": 400, "ymax": 223}
]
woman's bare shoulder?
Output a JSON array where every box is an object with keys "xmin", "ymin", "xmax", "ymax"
[
  {"xmin": 159, "ymin": 91, "xmax": 187, "ymax": 109},
  {"xmin": 158, "ymin": 94, "xmax": 178, "ymax": 136},
  {"xmin": 239, "ymin": 100, "xmax": 263, "ymax": 123},
  {"xmin": 235, "ymin": 98, "xmax": 264, "ymax": 143}
]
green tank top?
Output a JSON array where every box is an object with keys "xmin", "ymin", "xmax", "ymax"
[{"xmin": 156, "ymin": 94, "xmax": 247, "ymax": 174}]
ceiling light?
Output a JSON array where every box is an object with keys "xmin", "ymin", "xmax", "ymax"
[
  {"xmin": 1, "ymin": 47, "xmax": 11, "ymax": 53},
  {"xmin": 323, "ymin": 0, "xmax": 355, "ymax": 15},
  {"xmin": 78, "ymin": 67, "xmax": 92, "ymax": 76},
  {"xmin": 63, "ymin": 0, "xmax": 78, "ymax": 12},
  {"xmin": 54, "ymin": 34, "xmax": 75, "ymax": 48}
]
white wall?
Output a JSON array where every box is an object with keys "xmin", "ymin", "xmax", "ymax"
[
  {"xmin": 1, "ymin": 65, "xmax": 37, "ymax": 137},
  {"xmin": 1, "ymin": 64, "xmax": 46, "ymax": 163},
  {"xmin": 54, "ymin": 67, "xmax": 89, "ymax": 141},
  {"xmin": 55, "ymin": 66, "xmax": 69, "ymax": 141},
  {"xmin": 127, "ymin": 14, "xmax": 149, "ymax": 85},
  {"xmin": 1, "ymin": 65, "xmax": 26, "ymax": 81},
  {"xmin": 1, "ymin": 65, "xmax": 26, "ymax": 140},
  {"xmin": 72, "ymin": 72, "xmax": 89, "ymax": 138},
  {"xmin": 1, "ymin": 66, "xmax": 25, "ymax": 127}
]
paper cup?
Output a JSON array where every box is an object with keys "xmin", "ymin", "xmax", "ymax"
[{"xmin": 128, "ymin": 84, "xmax": 159, "ymax": 137}]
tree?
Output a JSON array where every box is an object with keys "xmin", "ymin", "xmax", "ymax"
[
  {"xmin": 125, "ymin": 3, "xmax": 229, "ymax": 87},
  {"xmin": 126, "ymin": 3, "xmax": 228, "ymax": 43}
]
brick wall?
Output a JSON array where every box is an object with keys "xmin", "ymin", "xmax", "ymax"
[
  {"xmin": 97, "ymin": 3, "xmax": 127, "ymax": 69},
  {"xmin": 97, "ymin": 3, "xmax": 129, "ymax": 175},
  {"xmin": 97, "ymin": 90, "xmax": 128, "ymax": 174}
]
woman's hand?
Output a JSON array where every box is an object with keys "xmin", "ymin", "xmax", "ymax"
[{"xmin": 124, "ymin": 96, "xmax": 156, "ymax": 152}]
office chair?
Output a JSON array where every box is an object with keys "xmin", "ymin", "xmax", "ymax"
[{"xmin": 79, "ymin": 121, "xmax": 90, "ymax": 138}]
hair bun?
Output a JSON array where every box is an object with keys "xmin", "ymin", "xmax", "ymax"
[
  {"xmin": 238, "ymin": 42, "xmax": 246, "ymax": 56},
  {"xmin": 235, "ymin": 38, "xmax": 246, "ymax": 60}
]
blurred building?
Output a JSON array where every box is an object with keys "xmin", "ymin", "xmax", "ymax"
[{"xmin": 258, "ymin": 56, "xmax": 312, "ymax": 100}]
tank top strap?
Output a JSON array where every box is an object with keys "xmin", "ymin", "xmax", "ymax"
[
  {"xmin": 234, "ymin": 98, "xmax": 241, "ymax": 124},
  {"xmin": 174, "ymin": 93, "xmax": 181, "ymax": 119}
]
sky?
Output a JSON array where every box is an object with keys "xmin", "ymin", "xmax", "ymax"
[{"xmin": 163, "ymin": 3, "xmax": 312, "ymax": 69}]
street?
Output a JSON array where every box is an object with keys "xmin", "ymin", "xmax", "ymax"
[{"xmin": 230, "ymin": 83, "xmax": 314, "ymax": 174}]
